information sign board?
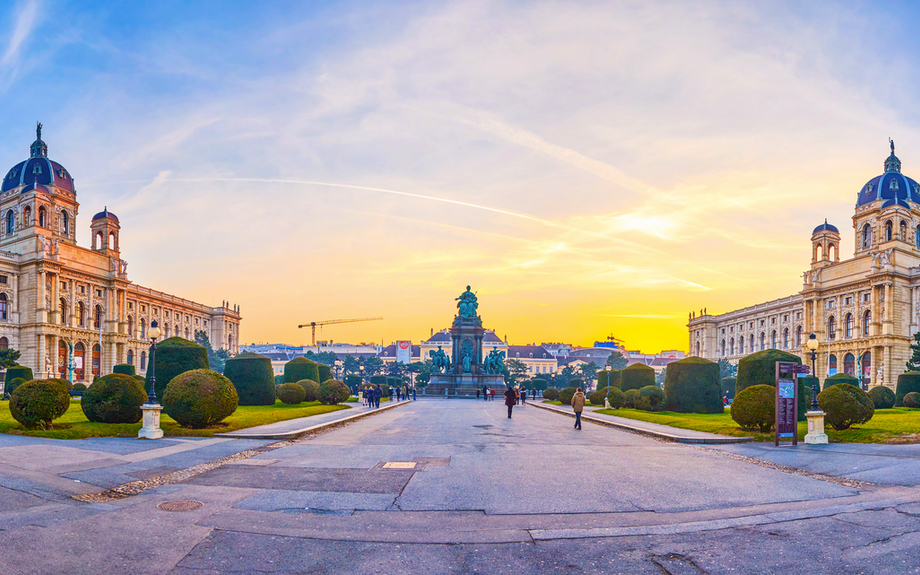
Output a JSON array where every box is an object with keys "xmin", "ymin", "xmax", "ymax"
[{"xmin": 775, "ymin": 361, "xmax": 799, "ymax": 446}]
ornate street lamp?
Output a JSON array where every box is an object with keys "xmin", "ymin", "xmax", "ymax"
[
  {"xmin": 146, "ymin": 319, "xmax": 162, "ymax": 403},
  {"xmin": 806, "ymin": 333, "xmax": 820, "ymax": 410},
  {"xmin": 604, "ymin": 365, "xmax": 612, "ymax": 409},
  {"xmin": 138, "ymin": 319, "xmax": 163, "ymax": 439}
]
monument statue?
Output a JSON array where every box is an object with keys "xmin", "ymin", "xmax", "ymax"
[
  {"xmin": 455, "ymin": 285, "xmax": 479, "ymax": 319},
  {"xmin": 460, "ymin": 344, "xmax": 473, "ymax": 374},
  {"xmin": 483, "ymin": 347, "xmax": 505, "ymax": 374},
  {"xmin": 429, "ymin": 346, "xmax": 451, "ymax": 373}
]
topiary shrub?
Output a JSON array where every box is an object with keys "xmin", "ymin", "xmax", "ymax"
[
  {"xmin": 895, "ymin": 372, "xmax": 920, "ymax": 406},
  {"xmin": 147, "ymin": 337, "xmax": 209, "ymax": 401},
  {"xmin": 5, "ymin": 365, "xmax": 33, "ymax": 385},
  {"xmin": 606, "ymin": 387, "xmax": 625, "ymax": 409},
  {"xmin": 277, "ymin": 382, "xmax": 306, "ymax": 404},
  {"xmin": 6, "ymin": 377, "xmax": 26, "ymax": 397},
  {"xmin": 620, "ymin": 364, "xmax": 654, "ymax": 392},
  {"xmin": 736, "ymin": 350, "xmax": 801, "ymax": 395},
  {"xmin": 904, "ymin": 392, "xmax": 920, "ymax": 408},
  {"xmin": 596, "ymin": 371, "xmax": 608, "ymax": 390},
  {"xmin": 823, "ymin": 373, "xmax": 860, "ymax": 389},
  {"xmin": 589, "ymin": 387, "xmax": 607, "ymax": 406},
  {"xmin": 721, "ymin": 377, "xmax": 737, "ymax": 401},
  {"xmin": 283, "ymin": 357, "xmax": 320, "ymax": 384},
  {"xmin": 868, "ymin": 386, "xmax": 896, "ymax": 409},
  {"xmin": 623, "ymin": 388, "xmax": 639, "ymax": 408},
  {"xmin": 317, "ymin": 363, "xmax": 332, "ymax": 383},
  {"xmin": 297, "ymin": 379, "xmax": 320, "ymax": 402},
  {"xmin": 163, "ymin": 369, "xmax": 239, "ymax": 428},
  {"xmin": 568, "ymin": 378, "xmax": 583, "ymax": 390},
  {"xmin": 10, "ymin": 380, "xmax": 70, "ymax": 429},
  {"xmin": 558, "ymin": 386, "xmax": 578, "ymax": 405},
  {"xmin": 369, "ymin": 375, "xmax": 387, "ymax": 385},
  {"xmin": 46, "ymin": 378, "xmax": 73, "ymax": 391},
  {"xmin": 636, "ymin": 385, "xmax": 666, "ymax": 411},
  {"xmin": 223, "ymin": 352, "xmax": 276, "ymax": 406},
  {"xmin": 274, "ymin": 375, "xmax": 284, "ymax": 386},
  {"xmin": 344, "ymin": 374, "xmax": 361, "ymax": 391},
  {"xmin": 542, "ymin": 387, "xmax": 559, "ymax": 400},
  {"xmin": 81, "ymin": 373, "xmax": 147, "ymax": 423},
  {"xmin": 386, "ymin": 377, "xmax": 400, "ymax": 389},
  {"xmin": 818, "ymin": 384, "xmax": 874, "ymax": 430},
  {"xmin": 73, "ymin": 383, "xmax": 87, "ymax": 391},
  {"xmin": 663, "ymin": 357, "xmax": 722, "ymax": 413},
  {"xmin": 531, "ymin": 378, "xmax": 548, "ymax": 391},
  {"xmin": 319, "ymin": 379, "xmax": 350, "ymax": 405},
  {"xmin": 113, "ymin": 364, "xmax": 136, "ymax": 377},
  {"xmin": 730, "ymin": 384, "xmax": 775, "ymax": 432}
]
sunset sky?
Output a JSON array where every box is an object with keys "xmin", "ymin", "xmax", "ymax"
[{"xmin": 1, "ymin": 1, "xmax": 919, "ymax": 352}]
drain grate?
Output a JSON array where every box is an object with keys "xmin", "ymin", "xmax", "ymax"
[{"xmin": 157, "ymin": 500, "xmax": 204, "ymax": 512}]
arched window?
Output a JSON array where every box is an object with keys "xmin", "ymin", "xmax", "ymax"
[
  {"xmin": 62, "ymin": 211, "xmax": 69, "ymax": 234},
  {"xmin": 140, "ymin": 318, "xmax": 147, "ymax": 339},
  {"xmin": 94, "ymin": 305, "xmax": 102, "ymax": 329},
  {"xmin": 127, "ymin": 349, "xmax": 134, "ymax": 366},
  {"xmin": 796, "ymin": 326, "xmax": 803, "ymax": 346},
  {"xmin": 828, "ymin": 354, "xmax": 838, "ymax": 376},
  {"xmin": 759, "ymin": 332, "xmax": 765, "ymax": 351},
  {"xmin": 845, "ymin": 313, "xmax": 854, "ymax": 339},
  {"xmin": 74, "ymin": 343, "xmax": 85, "ymax": 380},
  {"xmin": 108, "ymin": 232, "xmax": 116, "ymax": 250},
  {"xmin": 916, "ymin": 225, "xmax": 920, "ymax": 249},
  {"xmin": 23, "ymin": 206, "xmax": 31, "ymax": 226},
  {"xmin": 886, "ymin": 221, "xmax": 893, "ymax": 241},
  {"xmin": 0, "ymin": 293, "xmax": 7, "ymax": 320},
  {"xmin": 721, "ymin": 340, "xmax": 726, "ymax": 356},
  {"xmin": 185, "ymin": 327, "xmax": 190, "ymax": 340},
  {"xmin": 0, "ymin": 337, "xmax": 9, "ymax": 350},
  {"xmin": 164, "ymin": 323, "xmax": 170, "ymax": 338},
  {"xmin": 729, "ymin": 338, "xmax": 735, "ymax": 355},
  {"xmin": 783, "ymin": 328, "xmax": 789, "ymax": 349},
  {"xmin": 78, "ymin": 302, "xmax": 85, "ymax": 327},
  {"xmin": 861, "ymin": 352, "xmax": 871, "ymax": 385},
  {"xmin": 59, "ymin": 298, "xmax": 67, "ymax": 325},
  {"xmin": 695, "ymin": 341, "xmax": 701, "ymax": 355},
  {"xmin": 58, "ymin": 340, "xmax": 68, "ymax": 379},
  {"xmin": 140, "ymin": 350, "xmax": 147, "ymax": 370},
  {"xmin": 863, "ymin": 310, "xmax": 871, "ymax": 336},
  {"xmin": 770, "ymin": 330, "xmax": 777, "ymax": 349},
  {"xmin": 900, "ymin": 220, "xmax": 907, "ymax": 241},
  {"xmin": 863, "ymin": 224, "xmax": 872, "ymax": 248},
  {"xmin": 127, "ymin": 316, "xmax": 134, "ymax": 338},
  {"xmin": 5, "ymin": 210, "xmax": 13, "ymax": 234},
  {"xmin": 827, "ymin": 315, "xmax": 836, "ymax": 341},
  {"xmin": 92, "ymin": 344, "xmax": 101, "ymax": 377},
  {"xmin": 844, "ymin": 353, "xmax": 855, "ymax": 376},
  {"xmin": 38, "ymin": 207, "xmax": 46, "ymax": 227},
  {"xmin": 738, "ymin": 336, "xmax": 744, "ymax": 354},
  {"xmin": 750, "ymin": 334, "xmax": 754, "ymax": 351}
]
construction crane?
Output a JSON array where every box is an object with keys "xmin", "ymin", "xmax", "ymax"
[{"xmin": 298, "ymin": 317, "xmax": 383, "ymax": 346}]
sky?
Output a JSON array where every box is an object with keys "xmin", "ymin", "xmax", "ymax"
[{"xmin": 1, "ymin": 0, "xmax": 919, "ymax": 352}]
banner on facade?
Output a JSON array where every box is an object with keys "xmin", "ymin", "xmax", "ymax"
[{"xmin": 396, "ymin": 340, "xmax": 412, "ymax": 364}]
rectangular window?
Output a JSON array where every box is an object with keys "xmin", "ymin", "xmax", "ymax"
[
  {"xmin": 60, "ymin": 281, "xmax": 66, "ymax": 290},
  {"xmin": 95, "ymin": 289, "xmax": 102, "ymax": 297},
  {"xmin": 0, "ymin": 275, "xmax": 7, "ymax": 284},
  {"xmin": 79, "ymin": 285, "xmax": 85, "ymax": 294}
]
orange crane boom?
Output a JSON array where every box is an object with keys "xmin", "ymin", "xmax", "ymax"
[{"xmin": 298, "ymin": 317, "xmax": 383, "ymax": 346}]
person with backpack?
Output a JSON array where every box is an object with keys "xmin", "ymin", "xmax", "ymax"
[{"xmin": 504, "ymin": 385, "xmax": 517, "ymax": 418}]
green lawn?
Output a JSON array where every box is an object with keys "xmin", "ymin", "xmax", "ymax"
[
  {"xmin": 592, "ymin": 406, "xmax": 920, "ymax": 443},
  {"xmin": 0, "ymin": 399, "xmax": 348, "ymax": 440}
]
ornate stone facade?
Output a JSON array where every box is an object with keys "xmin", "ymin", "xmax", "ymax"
[
  {"xmin": 0, "ymin": 125, "xmax": 240, "ymax": 382},
  {"xmin": 689, "ymin": 143, "xmax": 920, "ymax": 389}
]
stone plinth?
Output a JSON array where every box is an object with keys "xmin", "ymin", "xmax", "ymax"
[
  {"xmin": 804, "ymin": 410, "xmax": 828, "ymax": 445},
  {"xmin": 426, "ymin": 374, "xmax": 505, "ymax": 398},
  {"xmin": 138, "ymin": 403, "xmax": 164, "ymax": 439}
]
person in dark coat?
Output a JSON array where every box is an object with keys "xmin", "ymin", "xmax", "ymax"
[
  {"xmin": 520, "ymin": 388, "xmax": 526, "ymax": 406},
  {"xmin": 504, "ymin": 385, "xmax": 517, "ymax": 418},
  {"xmin": 571, "ymin": 387, "xmax": 586, "ymax": 430},
  {"xmin": 476, "ymin": 388, "xmax": 480, "ymax": 399},
  {"xmin": 374, "ymin": 385, "xmax": 381, "ymax": 408},
  {"xmin": 483, "ymin": 385, "xmax": 488, "ymax": 400}
]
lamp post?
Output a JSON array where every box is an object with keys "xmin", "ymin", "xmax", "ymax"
[
  {"xmin": 604, "ymin": 365, "xmax": 612, "ymax": 409},
  {"xmin": 806, "ymin": 333, "xmax": 820, "ymax": 410},
  {"xmin": 804, "ymin": 333, "xmax": 828, "ymax": 444},
  {"xmin": 360, "ymin": 365, "xmax": 365, "ymax": 401},
  {"xmin": 138, "ymin": 320, "xmax": 163, "ymax": 439},
  {"xmin": 335, "ymin": 359, "xmax": 343, "ymax": 382}
]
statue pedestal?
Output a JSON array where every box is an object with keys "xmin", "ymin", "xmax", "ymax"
[
  {"xmin": 138, "ymin": 403, "xmax": 164, "ymax": 439},
  {"xmin": 804, "ymin": 410, "xmax": 828, "ymax": 445}
]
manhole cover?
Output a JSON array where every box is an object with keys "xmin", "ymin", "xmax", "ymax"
[
  {"xmin": 157, "ymin": 500, "xmax": 204, "ymax": 512},
  {"xmin": 382, "ymin": 462, "xmax": 417, "ymax": 469}
]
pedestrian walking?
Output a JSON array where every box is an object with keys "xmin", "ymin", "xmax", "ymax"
[
  {"xmin": 521, "ymin": 389, "xmax": 526, "ymax": 406},
  {"xmin": 504, "ymin": 385, "xmax": 517, "ymax": 418},
  {"xmin": 571, "ymin": 387, "xmax": 586, "ymax": 430},
  {"xmin": 397, "ymin": 387, "xmax": 402, "ymax": 401},
  {"xmin": 374, "ymin": 385, "xmax": 381, "ymax": 408},
  {"xmin": 490, "ymin": 388, "xmax": 495, "ymax": 401},
  {"xmin": 476, "ymin": 388, "xmax": 480, "ymax": 400},
  {"xmin": 483, "ymin": 385, "xmax": 488, "ymax": 400},
  {"xmin": 515, "ymin": 386, "xmax": 521, "ymax": 405},
  {"xmin": 412, "ymin": 387, "xmax": 417, "ymax": 401}
]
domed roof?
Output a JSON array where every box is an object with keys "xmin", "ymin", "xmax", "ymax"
[
  {"xmin": 0, "ymin": 123, "xmax": 75, "ymax": 194},
  {"xmin": 813, "ymin": 219, "xmax": 839, "ymax": 234},
  {"xmin": 857, "ymin": 139, "xmax": 920, "ymax": 208},
  {"xmin": 92, "ymin": 207, "xmax": 118, "ymax": 222}
]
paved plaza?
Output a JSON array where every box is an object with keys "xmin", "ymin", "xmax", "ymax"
[{"xmin": 2, "ymin": 400, "xmax": 920, "ymax": 573}]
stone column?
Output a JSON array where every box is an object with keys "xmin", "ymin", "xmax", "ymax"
[
  {"xmin": 50, "ymin": 273, "xmax": 59, "ymax": 325},
  {"xmin": 37, "ymin": 270, "xmax": 46, "ymax": 323},
  {"xmin": 11, "ymin": 273, "xmax": 19, "ymax": 323},
  {"xmin": 69, "ymin": 279, "xmax": 76, "ymax": 327}
]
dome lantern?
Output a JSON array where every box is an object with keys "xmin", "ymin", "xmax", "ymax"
[
  {"xmin": 885, "ymin": 138, "xmax": 901, "ymax": 173},
  {"xmin": 30, "ymin": 121, "xmax": 47, "ymax": 159}
]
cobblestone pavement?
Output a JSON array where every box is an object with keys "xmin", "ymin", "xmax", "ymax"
[{"xmin": 3, "ymin": 399, "xmax": 920, "ymax": 574}]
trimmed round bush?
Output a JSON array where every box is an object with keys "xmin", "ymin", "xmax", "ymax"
[
  {"xmin": 736, "ymin": 350, "xmax": 801, "ymax": 394},
  {"xmin": 904, "ymin": 392, "xmax": 920, "ymax": 408},
  {"xmin": 148, "ymin": 337, "xmax": 209, "ymax": 402},
  {"xmin": 730, "ymin": 384, "xmax": 775, "ymax": 432},
  {"xmin": 6, "ymin": 377, "xmax": 27, "ymax": 397},
  {"xmin": 868, "ymin": 386, "xmax": 896, "ymax": 409},
  {"xmin": 620, "ymin": 364, "xmax": 654, "ymax": 392},
  {"xmin": 10, "ymin": 380, "xmax": 70, "ymax": 429},
  {"xmin": 296, "ymin": 379, "xmax": 320, "ymax": 402},
  {"xmin": 568, "ymin": 378, "xmax": 583, "ymax": 390},
  {"xmin": 606, "ymin": 387, "xmax": 625, "ymax": 409},
  {"xmin": 558, "ymin": 386, "xmax": 578, "ymax": 405},
  {"xmin": 317, "ymin": 363, "xmax": 332, "ymax": 383},
  {"xmin": 369, "ymin": 375, "xmax": 387, "ymax": 385},
  {"xmin": 223, "ymin": 352, "xmax": 276, "ymax": 406},
  {"xmin": 46, "ymin": 378, "xmax": 73, "ymax": 391},
  {"xmin": 283, "ymin": 357, "xmax": 320, "ymax": 384},
  {"xmin": 319, "ymin": 379, "xmax": 350, "ymax": 405},
  {"xmin": 663, "ymin": 357, "xmax": 722, "ymax": 413},
  {"xmin": 589, "ymin": 387, "xmax": 607, "ymax": 406},
  {"xmin": 721, "ymin": 377, "xmax": 737, "ymax": 401},
  {"xmin": 895, "ymin": 372, "xmax": 920, "ymax": 406},
  {"xmin": 818, "ymin": 384, "xmax": 874, "ymax": 430},
  {"xmin": 636, "ymin": 385, "xmax": 666, "ymax": 411},
  {"xmin": 73, "ymin": 383, "xmax": 87, "ymax": 391},
  {"xmin": 81, "ymin": 373, "xmax": 147, "ymax": 423},
  {"xmin": 823, "ymin": 373, "xmax": 860, "ymax": 389},
  {"xmin": 113, "ymin": 364, "xmax": 136, "ymax": 376},
  {"xmin": 5, "ymin": 365, "xmax": 33, "ymax": 384},
  {"xmin": 623, "ymin": 388, "xmax": 639, "ymax": 408},
  {"xmin": 277, "ymin": 382, "xmax": 306, "ymax": 404},
  {"xmin": 542, "ymin": 387, "xmax": 559, "ymax": 400},
  {"xmin": 531, "ymin": 378, "xmax": 548, "ymax": 391},
  {"xmin": 163, "ymin": 369, "xmax": 239, "ymax": 428}
]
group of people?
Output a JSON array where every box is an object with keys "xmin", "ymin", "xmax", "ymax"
[
  {"xmin": 502, "ymin": 385, "xmax": 586, "ymax": 429},
  {"xmin": 361, "ymin": 384, "xmax": 417, "ymax": 408},
  {"xmin": 477, "ymin": 386, "xmax": 497, "ymax": 400}
]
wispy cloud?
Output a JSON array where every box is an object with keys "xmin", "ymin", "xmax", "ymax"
[{"xmin": 0, "ymin": 0, "xmax": 39, "ymax": 75}]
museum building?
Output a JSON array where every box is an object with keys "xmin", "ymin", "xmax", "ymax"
[
  {"xmin": 689, "ymin": 142, "xmax": 920, "ymax": 389},
  {"xmin": 0, "ymin": 125, "xmax": 241, "ymax": 383}
]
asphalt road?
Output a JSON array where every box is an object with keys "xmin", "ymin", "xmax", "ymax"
[{"xmin": 2, "ymin": 399, "xmax": 920, "ymax": 574}]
